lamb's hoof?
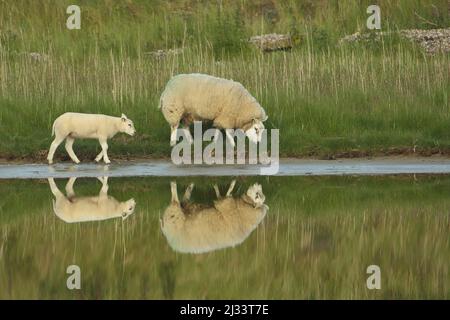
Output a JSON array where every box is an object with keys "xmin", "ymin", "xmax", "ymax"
[
  {"xmin": 47, "ymin": 159, "xmax": 53, "ymax": 165},
  {"xmin": 104, "ymin": 160, "xmax": 111, "ymax": 165}
]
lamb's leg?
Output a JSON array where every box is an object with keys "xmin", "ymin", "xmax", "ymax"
[
  {"xmin": 226, "ymin": 180, "xmax": 236, "ymax": 197},
  {"xmin": 65, "ymin": 177, "xmax": 77, "ymax": 198},
  {"xmin": 170, "ymin": 181, "xmax": 179, "ymax": 204},
  {"xmin": 182, "ymin": 183, "xmax": 195, "ymax": 202},
  {"xmin": 99, "ymin": 138, "xmax": 111, "ymax": 164},
  {"xmin": 47, "ymin": 135, "xmax": 65, "ymax": 164},
  {"xmin": 48, "ymin": 178, "xmax": 64, "ymax": 198},
  {"xmin": 213, "ymin": 184, "xmax": 221, "ymax": 199},
  {"xmin": 170, "ymin": 124, "xmax": 179, "ymax": 147},
  {"xmin": 65, "ymin": 137, "xmax": 80, "ymax": 164},
  {"xmin": 225, "ymin": 130, "xmax": 236, "ymax": 148}
]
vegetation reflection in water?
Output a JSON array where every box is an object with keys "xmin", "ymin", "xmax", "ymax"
[{"xmin": 0, "ymin": 176, "xmax": 449, "ymax": 299}]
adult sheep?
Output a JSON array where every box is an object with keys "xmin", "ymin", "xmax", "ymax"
[
  {"xmin": 48, "ymin": 177, "xmax": 136, "ymax": 223},
  {"xmin": 161, "ymin": 180, "xmax": 268, "ymax": 254},
  {"xmin": 159, "ymin": 73, "xmax": 268, "ymax": 146},
  {"xmin": 47, "ymin": 113, "xmax": 136, "ymax": 164}
]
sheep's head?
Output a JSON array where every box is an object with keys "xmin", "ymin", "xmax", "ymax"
[
  {"xmin": 121, "ymin": 198, "xmax": 136, "ymax": 220},
  {"xmin": 120, "ymin": 114, "xmax": 136, "ymax": 136},
  {"xmin": 246, "ymin": 183, "xmax": 266, "ymax": 208},
  {"xmin": 245, "ymin": 119, "xmax": 265, "ymax": 144},
  {"xmin": 160, "ymin": 207, "xmax": 185, "ymax": 234}
]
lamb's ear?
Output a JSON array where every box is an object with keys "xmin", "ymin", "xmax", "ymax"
[
  {"xmin": 262, "ymin": 114, "xmax": 268, "ymax": 122},
  {"xmin": 121, "ymin": 114, "xmax": 128, "ymax": 122}
]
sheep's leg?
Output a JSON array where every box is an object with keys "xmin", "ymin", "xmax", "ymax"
[
  {"xmin": 225, "ymin": 130, "xmax": 236, "ymax": 148},
  {"xmin": 170, "ymin": 124, "xmax": 179, "ymax": 147},
  {"xmin": 226, "ymin": 180, "xmax": 236, "ymax": 197},
  {"xmin": 98, "ymin": 139, "xmax": 111, "ymax": 164},
  {"xmin": 48, "ymin": 178, "xmax": 64, "ymax": 198},
  {"xmin": 182, "ymin": 127, "xmax": 193, "ymax": 144},
  {"xmin": 182, "ymin": 183, "xmax": 194, "ymax": 202},
  {"xmin": 170, "ymin": 181, "xmax": 179, "ymax": 204},
  {"xmin": 213, "ymin": 129, "xmax": 221, "ymax": 143},
  {"xmin": 65, "ymin": 137, "xmax": 80, "ymax": 164},
  {"xmin": 65, "ymin": 177, "xmax": 77, "ymax": 198},
  {"xmin": 213, "ymin": 184, "xmax": 221, "ymax": 199},
  {"xmin": 95, "ymin": 150, "xmax": 104, "ymax": 162},
  {"xmin": 99, "ymin": 176, "xmax": 109, "ymax": 197},
  {"xmin": 47, "ymin": 135, "xmax": 65, "ymax": 164}
]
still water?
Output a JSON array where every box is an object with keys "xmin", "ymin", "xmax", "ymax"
[{"xmin": 0, "ymin": 175, "xmax": 449, "ymax": 299}]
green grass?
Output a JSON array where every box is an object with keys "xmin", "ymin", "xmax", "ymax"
[
  {"xmin": 0, "ymin": 175, "xmax": 449, "ymax": 299},
  {"xmin": 0, "ymin": 0, "xmax": 449, "ymax": 160}
]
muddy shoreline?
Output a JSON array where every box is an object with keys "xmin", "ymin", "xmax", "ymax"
[{"xmin": 1, "ymin": 147, "xmax": 450, "ymax": 165}]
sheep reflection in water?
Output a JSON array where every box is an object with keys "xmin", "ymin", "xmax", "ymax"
[
  {"xmin": 48, "ymin": 177, "xmax": 136, "ymax": 223},
  {"xmin": 161, "ymin": 180, "xmax": 268, "ymax": 254}
]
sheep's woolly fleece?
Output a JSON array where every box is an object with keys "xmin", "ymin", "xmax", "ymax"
[
  {"xmin": 159, "ymin": 73, "xmax": 267, "ymax": 129},
  {"xmin": 162, "ymin": 196, "xmax": 267, "ymax": 254}
]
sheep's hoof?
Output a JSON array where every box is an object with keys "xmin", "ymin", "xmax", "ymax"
[{"xmin": 104, "ymin": 160, "xmax": 111, "ymax": 164}]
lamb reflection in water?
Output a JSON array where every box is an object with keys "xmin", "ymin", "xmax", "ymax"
[
  {"xmin": 161, "ymin": 180, "xmax": 268, "ymax": 254},
  {"xmin": 48, "ymin": 177, "xmax": 136, "ymax": 223}
]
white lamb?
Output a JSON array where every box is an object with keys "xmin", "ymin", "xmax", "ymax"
[
  {"xmin": 159, "ymin": 73, "xmax": 268, "ymax": 146},
  {"xmin": 161, "ymin": 180, "xmax": 268, "ymax": 254},
  {"xmin": 48, "ymin": 177, "xmax": 136, "ymax": 223},
  {"xmin": 47, "ymin": 112, "xmax": 136, "ymax": 164}
]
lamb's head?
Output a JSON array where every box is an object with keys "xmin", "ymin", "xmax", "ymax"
[
  {"xmin": 120, "ymin": 198, "xmax": 136, "ymax": 220},
  {"xmin": 119, "ymin": 114, "xmax": 136, "ymax": 136},
  {"xmin": 246, "ymin": 183, "xmax": 266, "ymax": 208},
  {"xmin": 245, "ymin": 119, "xmax": 265, "ymax": 144}
]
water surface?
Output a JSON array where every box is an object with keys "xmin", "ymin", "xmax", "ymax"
[{"xmin": 0, "ymin": 175, "xmax": 449, "ymax": 299}]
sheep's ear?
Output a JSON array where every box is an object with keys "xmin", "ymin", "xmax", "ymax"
[
  {"xmin": 262, "ymin": 114, "xmax": 268, "ymax": 122},
  {"xmin": 121, "ymin": 114, "xmax": 128, "ymax": 121}
]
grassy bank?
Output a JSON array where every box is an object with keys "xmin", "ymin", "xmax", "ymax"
[
  {"xmin": 0, "ymin": 0, "xmax": 449, "ymax": 160},
  {"xmin": 0, "ymin": 175, "xmax": 449, "ymax": 299}
]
